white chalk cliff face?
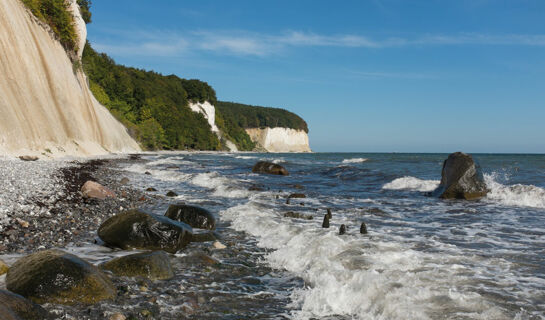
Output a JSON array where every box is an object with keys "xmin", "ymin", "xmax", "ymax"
[
  {"xmin": 189, "ymin": 101, "xmax": 238, "ymax": 152},
  {"xmin": 0, "ymin": 0, "xmax": 140, "ymax": 157},
  {"xmin": 246, "ymin": 127, "xmax": 311, "ymax": 152}
]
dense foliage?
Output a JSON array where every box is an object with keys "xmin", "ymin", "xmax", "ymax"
[
  {"xmin": 82, "ymin": 43, "xmax": 221, "ymax": 150},
  {"xmin": 216, "ymin": 101, "xmax": 308, "ymax": 132},
  {"xmin": 21, "ymin": 0, "xmax": 78, "ymax": 51}
]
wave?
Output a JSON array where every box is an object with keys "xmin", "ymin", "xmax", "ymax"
[
  {"xmin": 235, "ymin": 155, "xmax": 257, "ymax": 160},
  {"xmin": 382, "ymin": 176, "xmax": 439, "ymax": 192},
  {"xmin": 342, "ymin": 158, "xmax": 368, "ymax": 164},
  {"xmin": 484, "ymin": 173, "xmax": 545, "ymax": 209},
  {"xmin": 191, "ymin": 172, "xmax": 251, "ymax": 198},
  {"xmin": 221, "ymin": 200, "xmax": 507, "ymax": 320}
]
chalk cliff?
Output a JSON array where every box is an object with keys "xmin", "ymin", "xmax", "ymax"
[
  {"xmin": 245, "ymin": 127, "xmax": 311, "ymax": 152},
  {"xmin": 0, "ymin": 0, "xmax": 139, "ymax": 157},
  {"xmin": 189, "ymin": 101, "xmax": 238, "ymax": 151}
]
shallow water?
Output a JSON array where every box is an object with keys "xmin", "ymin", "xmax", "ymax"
[{"xmin": 3, "ymin": 152, "xmax": 545, "ymax": 319}]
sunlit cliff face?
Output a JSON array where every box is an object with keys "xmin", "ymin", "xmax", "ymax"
[
  {"xmin": 0, "ymin": 0, "xmax": 139, "ymax": 157},
  {"xmin": 245, "ymin": 127, "xmax": 311, "ymax": 152}
]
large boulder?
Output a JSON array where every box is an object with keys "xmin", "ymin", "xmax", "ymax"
[
  {"xmin": 6, "ymin": 249, "xmax": 115, "ymax": 305},
  {"xmin": 81, "ymin": 181, "xmax": 116, "ymax": 200},
  {"xmin": 0, "ymin": 290, "xmax": 50, "ymax": 320},
  {"xmin": 98, "ymin": 209, "xmax": 193, "ymax": 253},
  {"xmin": 101, "ymin": 251, "xmax": 174, "ymax": 280},
  {"xmin": 433, "ymin": 152, "xmax": 488, "ymax": 200},
  {"xmin": 165, "ymin": 204, "xmax": 216, "ymax": 230},
  {"xmin": 252, "ymin": 161, "xmax": 289, "ymax": 176}
]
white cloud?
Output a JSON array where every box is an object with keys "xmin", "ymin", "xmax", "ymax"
[{"xmin": 92, "ymin": 30, "xmax": 545, "ymax": 58}]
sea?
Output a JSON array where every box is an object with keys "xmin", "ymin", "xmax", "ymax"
[{"xmin": 104, "ymin": 152, "xmax": 544, "ymax": 320}]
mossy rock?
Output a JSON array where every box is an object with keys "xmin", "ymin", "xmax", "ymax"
[
  {"xmin": 101, "ymin": 251, "xmax": 174, "ymax": 280},
  {"xmin": 252, "ymin": 161, "xmax": 289, "ymax": 176},
  {"xmin": 0, "ymin": 289, "xmax": 50, "ymax": 320},
  {"xmin": 98, "ymin": 209, "xmax": 193, "ymax": 253},
  {"xmin": 5, "ymin": 249, "xmax": 115, "ymax": 305},
  {"xmin": 165, "ymin": 204, "xmax": 216, "ymax": 230}
]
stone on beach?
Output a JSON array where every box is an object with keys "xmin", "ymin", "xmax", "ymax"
[
  {"xmin": 98, "ymin": 209, "xmax": 193, "ymax": 253},
  {"xmin": 6, "ymin": 249, "xmax": 116, "ymax": 305},
  {"xmin": 101, "ymin": 251, "xmax": 174, "ymax": 280},
  {"xmin": 165, "ymin": 204, "xmax": 216, "ymax": 230},
  {"xmin": 0, "ymin": 289, "xmax": 50, "ymax": 320},
  {"xmin": 251, "ymin": 161, "xmax": 289, "ymax": 176},
  {"xmin": 213, "ymin": 241, "xmax": 227, "ymax": 249},
  {"xmin": 432, "ymin": 152, "xmax": 488, "ymax": 200},
  {"xmin": 81, "ymin": 180, "xmax": 116, "ymax": 200},
  {"xmin": 18, "ymin": 156, "xmax": 38, "ymax": 161}
]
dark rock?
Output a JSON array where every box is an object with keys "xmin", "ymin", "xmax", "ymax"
[
  {"xmin": 252, "ymin": 161, "xmax": 289, "ymax": 176},
  {"xmin": 286, "ymin": 198, "xmax": 290, "ymax": 204},
  {"xmin": 248, "ymin": 184, "xmax": 265, "ymax": 191},
  {"xmin": 166, "ymin": 191, "xmax": 178, "ymax": 197},
  {"xmin": 0, "ymin": 289, "xmax": 50, "ymax": 320},
  {"xmin": 326, "ymin": 208, "xmax": 332, "ymax": 219},
  {"xmin": 288, "ymin": 193, "xmax": 306, "ymax": 199},
  {"xmin": 101, "ymin": 251, "xmax": 174, "ymax": 280},
  {"xmin": 98, "ymin": 209, "xmax": 193, "ymax": 253},
  {"xmin": 191, "ymin": 231, "xmax": 220, "ymax": 242},
  {"xmin": 322, "ymin": 215, "xmax": 330, "ymax": 228},
  {"xmin": 18, "ymin": 156, "xmax": 38, "ymax": 161},
  {"xmin": 284, "ymin": 211, "xmax": 313, "ymax": 220},
  {"xmin": 432, "ymin": 152, "xmax": 488, "ymax": 200},
  {"xmin": 339, "ymin": 224, "xmax": 346, "ymax": 235},
  {"xmin": 164, "ymin": 204, "xmax": 216, "ymax": 230},
  {"xmin": 144, "ymin": 171, "xmax": 151, "ymax": 175},
  {"xmin": 360, "ymin": 222, "xmax": 368, "ymax": 234},
  {"xmin": 145, "ymin": 187, "xmax": 157, "ymax": 192},
  {"xmin": 6, "ymin": 249, "xmax": 115, "ymax": 305},
  {"xmin": 120, "ymin": 177, "xmax": 130, "ymax": 185}
]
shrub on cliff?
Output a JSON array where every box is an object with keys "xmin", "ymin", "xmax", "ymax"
[{"xmin": 21, "ymin": 0, "xmax": 78, "ymax": 51}]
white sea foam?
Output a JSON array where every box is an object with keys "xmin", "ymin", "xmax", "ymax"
[
  {"xmin": 191, "ymin": 172, "xmax": 251, "ymax": 198},
  {"xmin": 342, "ymin": 158, "xmax": 368, "ymax": 164},
  {"xmin": 382, "ymin": 176, "xmax": 439, "ymax": 192},
  {"xmin": 221, "ymin": 199, "xmax": 508, "ymax": 320},
  {"xmin": 484, "ymin": 173, "xmax": 545, "ymax": 209},
  {"xmin": 235, "ymin": 155, "xmax": 257, "ymax": 160}
]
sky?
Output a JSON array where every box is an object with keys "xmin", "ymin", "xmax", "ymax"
[{"xmin": 87, "ymin": 0, "xmax": 545, "ymax": 153}]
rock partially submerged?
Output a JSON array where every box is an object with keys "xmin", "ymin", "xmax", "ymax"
[
  {"xmin": 0, "ymin": 290, "xmax": 50, "ymax": 320},
  {"xmin": 98, "ymin": 209, "xmax": 193, "ymax": 253},
  {"xmin": 165, "ymin": 204, "xmax": 216, "ymax": 230},
  {"xmin": 433, "ymin": 152, "xmax": 488, "ymax": 200},
  {"xmin": 284, "ymin": 211, "xmax": 313, "ymax": 220},
  {"xmin": 6, "ymin": 249, "xmax": 115, "ymax": 305},
  {"xmin": 252, "ymin": 161, "xmax": 289, "ymax": 176},
  {"xmin": 81, "ymin": 180, "xmax": 116, "ymax": 200},
  {"xmin": 101, "ymin": 251, "xmax": 174, "ymax": 280}
]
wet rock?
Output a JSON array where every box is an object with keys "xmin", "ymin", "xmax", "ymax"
[
  {"xmin": 252, "ymin": 161, "xmax": 289, "ymax": 176},
  {"xmin": 0, "ymin": 259, "xmax": 8, "ymax": 275},
  {"xmin": 191, "ymin": 231, "xmax": 220, "ymax": 242},
  {"xmin": 213, "ymin": 241, "xmax": 226, "ymax": 249},
  {"xmin": 0, "ymin": 289, "xmax": 50, "ymax": 320},
  {"xmin": 433, "ymin": 152, "xmax": 488, "ymax": 200},
  {"xmin": 360, "ymin": 222, "xmax": 368, "ymax": 234},
  {"xmin": 248, "ymin": 184, "xmax": 265, "ymax": 191},
  {"xmin": 183, "ymin": 253, "xmax": 220, "ymax": 266},
  {"xmin": 120, "ymin": 177, "xmax": 130, "ymax": 185},
  {"xmin": 101, "ymin": 251, "xmax": 174, "ymax": 280},
  {"xmin": 18, "ymin": 156, "xmax": 38, "ymax": 161},
  {"xmin": 284, "ymin": 211, "xmax": 313, "ymax": 220},
  {"xmin": 144, "ymin": 171, "xmax": 151, "ymax": 175},
  {"xmin": 98, "ymin": 209, "xmax": 193, "ymax": 253},
  {"xmin": 339, "ymin": 224, "xmax": 346, "ymax": 235},
  {"xmin": 81, "ymin": 181, "xmax": 116, "ymax": 200},
  {"xmin": 326, "ymin": 208, "xmax": 332, "ymax": 219},
  {"xmin": 166, "ymin": 191, "xmax": 178, "ymax": 197},
  {"xmin": 145, "ymin": 187, "xmax": 157, "ymax": 192},
  {"xmin": 6, "ymin": 249, "xmax": 115, "ymax": 305},
  {"xmin": 109, "ymin": 313, "xmax": 126, "ymax": 320},
  {"xmin": 322, "ymin": 214, "xmax": 330, "ymax": 228},
  {"xmin": 288, "ymin": 193, "xmax": 306, "ymax": 199},
  {"xmin": 165, "ymin": 204, "xmax": 216, "ymax": 230}
]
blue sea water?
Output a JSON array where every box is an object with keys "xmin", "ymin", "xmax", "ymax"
[{"xmin": 118, "ymin": 152, "xmax": 545, "ymax": 319}]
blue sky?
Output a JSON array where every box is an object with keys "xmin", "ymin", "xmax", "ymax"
[{"xmin": 87, "ymin": 0, "xmax": 545, "ymax": 153}]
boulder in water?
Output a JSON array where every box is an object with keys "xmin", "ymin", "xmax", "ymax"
[
  {"xmin": 322, "ymin": 214, "xmax": 330, "ymax": 228},
  {"xmin": 81, "ymin": 181, "xmax": 115, "ymax": 200},
  {"xmin": 166, "ymin": 191, "xmax": 178, "ymax": 197},
  {"xmin": 101, "ymin": 251, "xmax": 174, "ymax": 280},
  {"xmin": 360, "ymin": 222, "xmax": 368, "ymax": 234},
  {"xmin": 284, "ymin": 211, "xmax": 313, "ymax": 220},
  {"xmin": 339, "ymin": 224, "xmax": 346, "ymax": 235},
  {"xmin": 433, "ymin": 152, "xmax": 488, "ymax": 200},
  {"xmin": 6, "ymin": 249, "xmax": 115, "ymax": 305},
  {"xmin": 98, "ymin": 209, "xmax": 193, "ymax": 253},
  {"xmin": 0, "ymin": 289, "xmax": 50, "ymax": 320},
  {"xmin": 252, "ymin": 161, "xmax": 289, "ymax": 176},
  {"xmin": 165, "ymin": 204, "xmax": 216, "ymax": 230}
]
